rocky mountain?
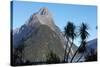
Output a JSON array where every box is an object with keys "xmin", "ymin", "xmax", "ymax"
[
  {"xmin": 12, "ymin": 7, "xmax": 78, "ymax": 64},
  {"xmin": 86, "ymin": 38, "xmax": 97, "ymax": 53},
  {"xmin": 13, "ymin": 8, "xmax": 65, "ymax": 48},
  {"xmin": 13, "ymin": 7, "xmax": 66, "ymax": 63},
  {"xmin": 87, "ymin": 39, "xmax": 97, "ymax": 50}
]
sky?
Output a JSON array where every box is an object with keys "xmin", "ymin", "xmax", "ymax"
[{"xmin": 12, "ymin": 1, "xmax": 97, "ymax": 46}]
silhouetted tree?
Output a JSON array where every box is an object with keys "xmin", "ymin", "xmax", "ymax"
[
  {"xmin": 64, "ymin": 21, "xmax": 76, "ymax": 62},
  {"xmin": 70, "ymin": 23, "xmax": 89, "ymax": 62},
  {"xmin": 78, "ymin": 41, "xmax": 86, "ymax": 53},
  {"xmin": 76, "ymin": 41, "xmax": 86, "ymax": 62}
]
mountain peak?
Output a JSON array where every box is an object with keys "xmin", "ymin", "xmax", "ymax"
[
  {"xmin": 38, "ymin": 7, "xmax": 50, "ymax": 15},
  {"xmin": 25, "ymin": 7, "xmax": 55, "ymax": 31}
]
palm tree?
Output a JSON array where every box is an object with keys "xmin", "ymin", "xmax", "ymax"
[
  {"xmin": 63, "ymin": 35, "xmax": 69, "ymax": 62},
  {"xmin": 77, "ymin": 23, "xmax": 89, "ymax": 62},
  {"xmin": 70, "ymin": 22, "xmax": 89, "ymax": 62},
  {"xmin": 79, "ymin": 23, "xmax": 89, "ymax": 41},
  {"xmin": 64, "ymin": 21, "xmax": 76, "ymax": 62}
]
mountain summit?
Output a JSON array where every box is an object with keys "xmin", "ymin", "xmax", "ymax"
[
  {"xmin": 24, "ymin": 7, "xmax": 55, "ymax": 31},
  {"xmin": 38, "ymin": 7, "xmax": 51, "ymax": 15}
]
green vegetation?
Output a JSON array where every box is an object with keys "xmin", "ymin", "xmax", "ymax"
[{"xmin": 46, "ymin": 51, "xmax": 60, "ymax": 64}]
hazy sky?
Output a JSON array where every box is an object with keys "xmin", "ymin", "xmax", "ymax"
[{"xmin": 12, "ymin": 1, "xmax": 97, "ymax": 46}]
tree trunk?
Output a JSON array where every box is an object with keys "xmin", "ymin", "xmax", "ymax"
[
  {"xmin": 64, "ymin": 37, "xmax": 69, "ymax": 62},
  {"xmin": 66, "ymin": 39, "xmax": 73, "ymax": 62},
  {"xmin": 70, "ymin": 44, "xmax": 82, "ymax": 62},
  {"xmin": 64, "ymin": 43, "xmax": 68, "ymax": 62},
  {"xmin": 76, "ymin": 52, "xmax": 84, "ymax": 62}
]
